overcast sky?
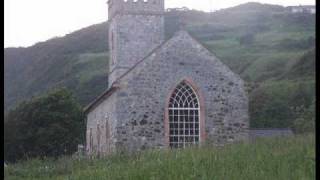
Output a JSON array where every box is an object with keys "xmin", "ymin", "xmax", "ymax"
[{"xmin": 4, "ymin": 0, "xmax": 315, "ymax": 48}]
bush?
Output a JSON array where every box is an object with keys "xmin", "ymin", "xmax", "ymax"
[
  {"xmin": 292, "ymin": 100, "xmax": 315, "ymax": 134},
  {"xmin": 4, "ymin": 88, "xmax": 85, "ymax": 162},
  {"xmin": 239, "ymin": 33, "xmax": 255, "ymax": 45},
  {"xmin": 249, "ymin": 80, "xmax": 315, "ymax": 128},
  {"xmin": 276, "ymin": 36, "xmax": 315, "ymax": 50}
]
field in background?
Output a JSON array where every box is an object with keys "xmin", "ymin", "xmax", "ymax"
[{"xmin": 4, "ymin": 134, "xmax": 315, "ymax": 180}]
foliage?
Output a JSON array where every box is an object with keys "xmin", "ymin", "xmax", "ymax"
[
  {"xmin": 275, "ymin": 36, "xmax": 315, "ymax": 50},
  {"xmin": 249, "ymin": 80, "xmax": 315, "ymax": 128},
  {"xmin": 4, "ymin": 88, "xmax": 85, "ymax": 162},
  {"xmin": 4, "ymin": 134, "xmax": 315, "ymax": 180},
  {"xmin": 282, "ymin": 48, "xmax": 315, "ymax": 80},
  {"xmin": 239, "ymin": 33, "xmax": 255, "ymax": 45},
  {"xmin": 292, "ymin": 100, "xmax": 315, "ymax": 134}
]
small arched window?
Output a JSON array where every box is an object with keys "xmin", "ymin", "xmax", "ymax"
[{"xmin": 168, "ymin": 81, "xmax": 201, "ymax": 148}]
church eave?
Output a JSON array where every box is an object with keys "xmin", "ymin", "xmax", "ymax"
[{"xmin": 83, "ymin": 86, "xmax": 119, "ymax": 114}]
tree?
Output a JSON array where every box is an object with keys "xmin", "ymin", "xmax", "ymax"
[{"xmin": 4, "ymin": 88, "xmax": 85, "ymax": 162}]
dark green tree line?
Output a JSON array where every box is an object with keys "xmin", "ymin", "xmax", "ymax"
[{"xmin": 4, "ymin": 88, "xmax": 85, "ymax": 162}]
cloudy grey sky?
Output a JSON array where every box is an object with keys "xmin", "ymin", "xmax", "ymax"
[{"xmin": 4, "ymin": 0, "xmax": 315, "ymax": 48}]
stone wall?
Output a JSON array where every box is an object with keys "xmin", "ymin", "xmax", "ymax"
[
  {"xmin": 112, "ymin": 31, "xmax": 249, "ymax": 152},
  {"xmin": 86, "ymin": 0, "xmax": 249, "ymax": 154},
  {"xmin": 108, "ymin": 0, "xmax": 165, "ymax": 87},
  {"xmin": 108, "ymin": 14, "xmax": 164, "ymax": 87},
  {"xmin": 86, "ymin": 93, "xmax": 118, "ymax": 156},
  {"xmin": 86, "ymin": 31, "xmax": 249, "ymax": 154},
  {"xmin": 108, "ymin": 0, "xmax": 164, "ymax": 19}
]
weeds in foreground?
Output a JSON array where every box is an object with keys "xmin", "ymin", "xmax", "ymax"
[{"xmin": 4, "ymin": 134, "xmax": 315, "ymax": 180}]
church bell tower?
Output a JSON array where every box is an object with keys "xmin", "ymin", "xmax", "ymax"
[{"xmin": 107, "ymin": 0, "xmax": 165, "ymax": 87}]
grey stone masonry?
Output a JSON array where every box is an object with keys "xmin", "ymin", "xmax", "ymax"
[
  {"xmin": 85, "ymin": 31, "xmax": 249, "ymax": 155},
  {"xmin": 108, "ymin": 0, "xmax": 165, "ymax": 19},
  {"xmin": 111, "ymin": 31, "xmax": 249, "ymax": 152},
  {"xmin": 108, "ymin": 0, "xmax": 165, "ymax": 87}
]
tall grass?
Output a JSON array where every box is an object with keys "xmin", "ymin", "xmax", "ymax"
[{"xmin": 4, "ymin": 134, "xmax": 315, "ymax": 180}]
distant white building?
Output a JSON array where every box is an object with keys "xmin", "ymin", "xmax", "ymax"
[
  {"xmin": 166, "ymin": 7, "xmax": 189, "ymax": 12},
  {"xmin": 287, "ymin": 5, "xmax": 316, "ymax": 14}
]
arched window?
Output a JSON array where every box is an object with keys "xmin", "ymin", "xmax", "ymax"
[{"xmin": 168, "ymin": 81, "xmax": 201, "ymax": 148}]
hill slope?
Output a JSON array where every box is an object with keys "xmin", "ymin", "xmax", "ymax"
[
  {"xmin": 4, "ymin": 23, "xmax": 109, "ymax": 110},
  {"xmin": 4, "ymin": 2, "xmax": 315, "ymax": 128}
]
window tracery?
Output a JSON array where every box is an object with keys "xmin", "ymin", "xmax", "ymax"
[{"xmin": 168, "ymin": 81, "xmax": 200, "ymax": 148}]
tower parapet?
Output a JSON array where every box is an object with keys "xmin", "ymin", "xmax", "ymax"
[{"xmin": 108, "ymin": 0, "xmax": 164, "ymax": 19}]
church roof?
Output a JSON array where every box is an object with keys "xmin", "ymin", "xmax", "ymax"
[
  {"xmin": 83, "ymin": 86, "xmax": 118, "ymax": 114},
  {"xmin": 84, "ymin": 30, "xmax": 221, "ymax": 114}
]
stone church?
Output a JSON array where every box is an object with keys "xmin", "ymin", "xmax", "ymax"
[{"xmin": 84, "ymin": 0, "xmax": 249, "ymax": 156}]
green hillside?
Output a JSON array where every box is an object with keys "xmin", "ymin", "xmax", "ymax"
[{"xmin": 4, "ymin": 2, "xmax": 315, "ymax": 128}]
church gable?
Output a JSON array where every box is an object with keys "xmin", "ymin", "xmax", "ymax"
[
  {"xmin": 86, "ymin": 1, "xmax": 248, "ymax": 156},
  {"xmin": 118, "ymin": 30, "xmax": 244, "ymax": 87},
  {"xmin": 111, "ymin": 31, "xmax": 248, "ymax": 150}
]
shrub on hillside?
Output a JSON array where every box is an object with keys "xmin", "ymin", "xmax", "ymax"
[
  {"xmin": 239, "ymin": 33, "xmax": 255, "ymax": 45},
  {"xmin": 283, "ymin": 48, "xmax": 315, "ymax": 80},
  {"xmin": 292, "ymin": 100, "xmax": 315, "ymax": 134},
  {"xmin": 276, "ymin": 36, "xmax": 315, "ymax": 50},
  {"xmin": 249, "ymin": 81, "xmax": 314, "ymax": 128},
  {"xmin": 4, "ymin": 88, "xmax": 85, "ymax": 162}
]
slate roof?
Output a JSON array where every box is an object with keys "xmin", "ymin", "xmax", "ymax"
[{"xmin": 83, "ymin": 86, "xmax": 118, "ymax": 114}]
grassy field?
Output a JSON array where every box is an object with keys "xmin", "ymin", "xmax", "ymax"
[{"xmin": 4, "ymin": 134, "xmax": 315, "ymax": 180}]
